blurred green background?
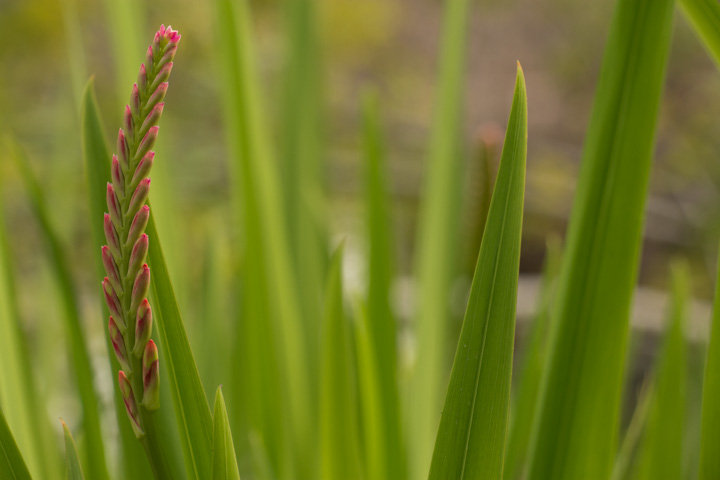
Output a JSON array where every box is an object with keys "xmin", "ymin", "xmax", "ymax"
[{"xmin": 0, "ymin": 0, "xmax": 719, "ymax": 476}]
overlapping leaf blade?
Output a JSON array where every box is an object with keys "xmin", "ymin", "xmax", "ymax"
[
  {"xmin": 62, "ymin": 420, "xmax": 86, "ymax": 480},
  {"xmin": 0, "ymin": 407, "xmax": 31, "ymax": 480},
  {"xmin": 525, "ymin": 0, "xmax": 675, "ymax": 478},
  {"xmin": 678, "ymin": 0, "xmax": 720, "ymax": 69},
  {"xmin": 428, "ymin": 64, "xmax": 527, "ymax": 480},
  {"xmin": 212, "ymin": 387, "xmax": 241, "ymax": 480}
]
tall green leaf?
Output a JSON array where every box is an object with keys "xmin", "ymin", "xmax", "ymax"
[
  {"xmin": 678, "ymin": 0, "xmax": 720, "ymax": 69},
  {"xmin": 320, "ymin": 246, "xmax": 361, "ymax": 480},
  {"xmin": 214, "ymin": 0, "xmax": 311, "ymax": 476},
  {"xmin": 11, "ymin": 142, "xmax": 109, "ymax": 480},
  {"xmin": 525, "ymin": 0, "xmax": 675, "ymax": 478},
  {"xmin": 0, "ymin": 159, "xmax": 59, "ymax": 480},
  {"xmin": 212, "ymin": 387, "xmax": 241, "ymax": 480},
  {"xmin": 427, "ymin": 64, "xmax": 527, "ymax": 480},
  {"xmin": 504, "ymin": 235, "xmax": 562, "ymax": 480},
  {"xmin": 409, "ymin": 0, "xmax": 473, "ymax": 475},
  {"xmin": 361, "ymin": 92, "xmax": 404, "ymax": 480},
  {"xmin": 81, "ymin": 79, "xmax": 155, "ymax": 479},
  {"xmin": 698, "ymin": 244, "xmax": 720, "ymax": 479},
  {"xmin": 632, "ymin": 261, "xmax": 688, "ymax": 480},
  {"xmin": 610, "ymin": 380, "xmax": 654, "ymax": 480},
  {"xmin": 146, "ymin": 214, "xmax": 214, "ymax": 479},
  {"xmin": 0, "ymin": 406, "xmax": 31, "ymax": 480},
  {"xmin": 62, "ymin": 420, "xmax": 86, "ymax": 480}
]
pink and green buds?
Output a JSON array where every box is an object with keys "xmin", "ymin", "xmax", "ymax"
[
  {"xmin": 142, "ymin": 340, "xmax": 160, "ymax": 410},
  {"xmin": 130, "ymin": 264, "xmax": 151, "ymax": 313},
  {"xmin": 134, "ymin": 299, "xmax": 153, "ymax": 356},
  {"xmin": 100, "ymin": 24, "xmax": 178, "ymax": 443},
  {"xmin": 109, "ymin": 317, "xmax": 130, "ymax": 371},
  {"xmin": 119, "ymin": 371, "xmax": 144, "ymax": 438}
]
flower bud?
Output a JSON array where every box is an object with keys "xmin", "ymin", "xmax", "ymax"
[
  {"xmin": 104, "ymin": 214, "xmax": 121, "ymax": 260},
  {"xmin": 142, "ymin": 340, "xmax": 160, "ymax": 410},
  {"xmin": 103, "ymin": 278, "xmax": 124, "ymax": 329},
  {"xmin": 108, "ymin": 317, "xmax": 130, "ymax": 371},
  {"xmin": 139, "ymin": 103, "xmax": 164, "ymax": 138},
  {"xmin": 127, "ymin": 178, "xmax": 151, "ymax": 218},
  {"xmin": 134, "ymin": 126, "xmax": 159, "ymax": 163},
  {"xmin": 157, "ymin": 44, "xmax": 177, "ymax": 69},
  {"xmin": 123, "ymin": 105, "xmax": 134, "ymax": 137},
  {"xmin": 130, "ymin": 83, "xmax": 141, "ymax": 119},
  {"xmin": 130, "ymin": 264, "xmax": 151, "ymax": 313},
  {"xmin": 137, "ymin": 64, "xmax": 147, "ymax": 94},
  {"xmin": 118, "ymin": 371, "xmax": 144, "ymax": 438},
  {"xmin": 149, "ymin": 63, "xmax": 172, "ymax": 92},
  {"xmin": 145, "ymin": 46, "xmax": 154, "ymax": 71},
  {"xmin": 117, "ymin": 129, "xmax": 129, "ymax": 170},
  {"xmin": 126, "ymin": 205, "xmax": 150, "ymax": 248},
  {"xmin": 127, "ymin": 234, "xmax": 149, "ymax": 279},
  {"xmin": 111, "ymin": 155, "xmax": 125, "ymax": 200},
  {"xmin": 106, "ymin": 183, "xmax": 122, "ymax": 230},
  {"xmin": 102, "ymin": 246, "xmax": 123, "ymax": 294},
  {"xmin": 130, "ymin": 152, "xmax": 154, "ymax": 190},
  {"xmin": 144, "ymin": 83, "xmax": 167, "ymax": 115},
  {"xmin": 133, "ymin": 299, "xmax": 153, "ymax": 357}
]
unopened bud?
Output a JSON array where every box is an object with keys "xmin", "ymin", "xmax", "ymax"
[
  {"xmin": 130, "ymin": 84, "xmax": 141, "ymax": 119},
  {"xmin": 134, "ymin": 126, "xmax": 159, "ymax": 163},
  {"xmin": 117, "ymin": 129, "xmax": 129, "ymax": 169},
  {"xmin": 133, "ymin": 299, "xmax": 153, "ymax": 356},
  {"xmin": 130, "ymin": 264, "xmax": 151, "ymax": 314},
  {"xmin": 102, "ymin": 246, "xmax": 123, "ymax": 294},
  {"xmin": 123, "ymin": 105, "xmax": 134, "ymax": 137},
  {"xmin": 106, "ymin": 183, "xmax": 122, "ymax": 230},
  {"xmin": 104, "ymin": 214, "xmax": 121, "ymax": 260},
  {"xmin": 142, "ymin": 340, "xmax": 160, "ymax": 410},
  {"xmin": 139, "ymin": 103, "xmax": 164, "ymax": 138},
  {"xmin": 130, "ymin": 152, "xmax": 154, "ymax": 190},
  {"xmin": 118, "ymin": 371, "xmax": 144, "ymax": 438},
  {"xmin": 144, "ymin": 83, "xmax": 167, "ymax": 115},
  {"xmin": 108, "ymin": 317, "xmax": 130, "ymax": 371},
  {"xmin": 149, "ymin": 63, "xmax": 173, "ymax": 92},
  {"xmin": 126, "ymin": 205, "xmax": 150, "ymax": 248},
  {"xmin": 138, "ymin": 64, "xmax": 147, "ymax": 93},
  {"xmin": 103, "ymin": 278, "xmax": 124, "ymax": 329},
  {"xmin": 127, "ymin": 178, "xmax": 151, "ymax": 218},
  {"xmin": 127, "ymin": 234, "xmax": 149, "ymax": 279},
  {"xmin": 111, "ymin": 155, "xmax": 125, "ymax": 200}
]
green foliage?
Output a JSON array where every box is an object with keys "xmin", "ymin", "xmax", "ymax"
[
  {"xmin": 679, "ymin": 0, "xmax": 720, "ymax": 69},
  {"xmin": 62, "ymin": 420, "xmax": 86, "ymax": 480},
  {"xmin": 212, "ymin": 387, "xmax": 241, "ymax": 480},
  {"xmin": 0, "ymin": 407, "xmax": 31, "ymax": 480},
  {"xmin": 428, "ymin": 64, "xmax": 527, "ymax": 480},
  {"xmin": 525, "ymin": 0, "xmax": 675, "ymax": 478}
]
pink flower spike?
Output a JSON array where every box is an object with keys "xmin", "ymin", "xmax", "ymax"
[
  {"xmin": 127, "ymin": 234, "xmax": 149, "ymax": 280},
  {"xmin": 109, "ymin": 317, "xmax": 130, "ymax": 371},
  {"xmin": 131, "ymin": 152, "xmax": 154, "ymax": 189},
  {"xmin": 157, "ymin": 44, "xmax": 177, "ymax": 69},
  {"xmin": 126, "ymin": 205, "xmax": 150, "ymax": 248},
  {"xmin": 128, "ymin": 178, "xmax": 151, "ymax": 217},
  {"xmin": 104, "ymin": 214, "xmax": 121, "ymax": 260},
  {"xmin": 142, "ymin": 340, "xmax": 160, "ymax": 410},
  {"xmin": 134, "ymin": 299, "xmax": 153, "ymax": 356},
  {"xmin": 106, "ymin": 183, "xmax": 122, "ymax": 230},
  {"xmin": 134, "ymin": 126, "xmax": 159, "ymax": 163},
  {"xmin": 130, "ymin": 264, "xmax": 151, "ymax": 313},
  {"xmin": 103, "ymin": 278, "xmax": 124, "ymax": 329},
  {"xmin": 102, "ymin": 246, "xmax": 123, "ymax": 294},
  {"xmin": 117, "ymin": 129, "xmax": 129, "ymax": 169},
  {"xmin": 118, "ymin": 371, "xmax": 144, "ymax": 438}
]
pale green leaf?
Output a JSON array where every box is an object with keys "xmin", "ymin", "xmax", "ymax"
[
  {"xmin": 61, "ymin": 420, "xmax": 85, "ymax": 480},
  {"xmin": 525, "ymin": 0, "xmax": 675, "ymax": 478},
  {"xmin": 428, "ymin": 64, "xmax": 527, "ymax": 480},
  {"xmin": 212, "ymin": 387, "xmax": 241, "ymax": 480},
  {"xmin": 0, "ymin": 406, "xmax": 31, "ymax": 480},
  {"xmin": 678, "ymin": 0, "xmax": 720, "ymax": 70}
]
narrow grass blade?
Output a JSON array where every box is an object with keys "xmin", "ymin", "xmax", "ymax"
[
  {"xmin": 62, "ymin": 420, "xmax": 86, "ymax": 480},
  {"xmin": 610, "ymin": 380, "xmax": 654, "ymax": 480},
  {"xmin": 504, "ymin": 235, "xmax": 562, "ymax": 480},
  {"xmin": 212, "ymin": 387, "xmax": 241, "ymax": 480},
  {"xmin": 410, "ymin": 0, "xmax": 473, "ymax": 474},
  {"xmin": 146, "ymin": 213, "xmax": 214, "ymax": 479},
  {"xmin": 214, "ymin": 0, "xmax": 312, "ymax": 475},
  {"xmin": 525, "ymin": 0, "xmax": 675, "ymax": 478},
  {"xmin": 0, "ymin": 166, "xmax": 59, "ymax": 480},
  {"xmin": 678, "ymin": 0, "xmax": 720, "ymax": 69},
  {"xmin": 632, "ymin": 261, "xmax": 688, "ymax": 480},
  {"xmin": 0, "ymin": 406, "xmax": 31, "ymax": 480},
  {"xmin": 428, "ymin": 64, "xmax": 527, "ymax": 480},
  {"xmin": 10, "ymin": 142, "xmax": 109, "ymax": 480},
  {"xmin": 81, "ymin": 79, "xmax": 155, "ymax": 479},
  {"xmin": 361, "ymin": 92, "xmax": 404, "ymax": 480},
  {"xmin": 699, "ymin": 244, "xmax": 720, "ymax": 479},
  {"xmin": 320, "ymin": 245, "xmax": 362, "ymax": 480}
]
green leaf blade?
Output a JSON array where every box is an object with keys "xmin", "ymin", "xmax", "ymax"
[
  {"xmin": 428, "ymin": 64, "xmax": 527, "ymax": 480},
  {"xmin": 62, "ymin": 420, "xmax": 86, "ymax": 480},
  {"xmin": 0, "ymin": 407, "xmax": 31, "ymax": 480},
  {"xmin": 525, "ymin": 0, "xmax": 675, "ymax": 478},
  {"xmin": 212, "ymin": 387, "xmax": 241, "ymax": 480},
  {"xmin": 678, "ymin": 0, "xmax": 720, "ymax": 70},
  {"xmin": 699, "ymin": 245, "xmax": 720, "ymax": 480}
]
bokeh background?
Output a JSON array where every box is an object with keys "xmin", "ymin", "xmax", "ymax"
[{"xmin": 0, "ymin": 0, "xmax": 719, "ymax": 475}]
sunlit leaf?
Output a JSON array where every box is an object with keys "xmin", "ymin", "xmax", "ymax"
[
  {"xmin": 0, "ymin": 406, "xmax": 31, "ymax": 480},
  {"xmin": 212, "ymin": 387, "xmax": 241, "ymax": 480},
  {"xmin": 61, "ymin": 420, "xmax": 86, "ymax": 480}
]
